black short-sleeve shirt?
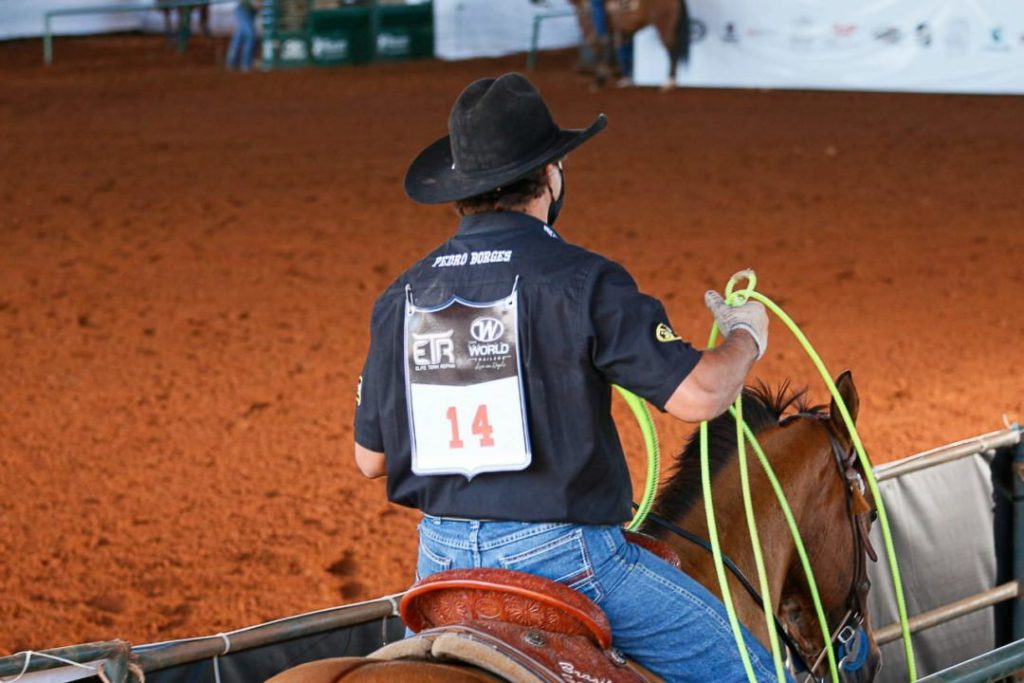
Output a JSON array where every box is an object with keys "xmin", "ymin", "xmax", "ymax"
[{"xmin": 355, "ymin": 211, "xmax": 701, "ymax": 524}]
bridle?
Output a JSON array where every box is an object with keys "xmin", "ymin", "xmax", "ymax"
[
  {"xmin": 644, "ymin": 411, "xmax": 878, "ymax": 680},
  {"xmin": 782, "ymin": 412, "xmax": 879, "ymax": 680}
]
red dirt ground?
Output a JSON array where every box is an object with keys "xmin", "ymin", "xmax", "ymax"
[{"xmin": 0, "ymin": 35, "xmax": 1022, "ymax": 654}]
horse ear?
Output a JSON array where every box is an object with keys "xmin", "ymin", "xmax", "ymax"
[{"xmin": 830, "ymin": 370, "xmax": 859, "ymax": 436}]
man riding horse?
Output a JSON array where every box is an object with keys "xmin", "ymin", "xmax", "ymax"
[{"xmin": 353, "ymin": 73, "xmax": 776, "ymax": 680}]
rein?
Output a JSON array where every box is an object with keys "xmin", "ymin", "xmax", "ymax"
[
  {"xmin": 642, "ymin": 511, "xmax": 813, "ymax": 675},
  {"xmin": 791, "ymin": 413, "xmax": 878, "ymax": 678}
]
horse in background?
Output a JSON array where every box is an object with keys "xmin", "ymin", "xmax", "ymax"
[
  {"xmin": 570, "ymin": 0, "xmax": 691, "ymax": 89},
  {"xmin": 266, "ymin": 373, "xmax": 881, "ymax": 682}
]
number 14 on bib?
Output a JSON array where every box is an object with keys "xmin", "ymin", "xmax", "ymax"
[{"xmin": 403, "ymin": 286, "xmax": 532, "ymax": 478}]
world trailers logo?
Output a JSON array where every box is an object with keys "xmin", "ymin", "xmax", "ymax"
[
  {"xmin": 470, "ymin": 317, "xmax": 505, "ymax": 343},
  {"xmin": 468, "ymin": 317, "xmax": 510, "ymax": 359}
]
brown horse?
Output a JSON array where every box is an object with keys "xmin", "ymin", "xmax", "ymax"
[
  {"xmin": 570, "ymin": 0, "xmax": 691, "ymax": 89},
  {"xmin": 268, "ymin": 373, "xmax": 881, "ymax": 682}
]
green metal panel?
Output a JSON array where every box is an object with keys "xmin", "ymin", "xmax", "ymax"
[
  {"xmin": 308, "ymin": 6, "xmax": 374, "ymax": 66},
  {"xmin": 375, "ymin": 3, "xmax": 433, "ymax": 61},
  {"xmin": 262, "ymin": 0, "xmax": 312, "ymax": 68},
  {"xmin": 262, "ymin": 0, "xmax": 433, "ymax": 69}
]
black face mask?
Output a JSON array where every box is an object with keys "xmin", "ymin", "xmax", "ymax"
[{"xmin": 547, "ymin": 163, "xmax": 565, "ymax": 226}]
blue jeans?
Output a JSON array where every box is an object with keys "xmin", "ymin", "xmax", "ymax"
[
  {"xmin": 416, "ymin": 516, "xmax": 784, "ymax": 682},
  {"xmin": 226, "ymin": 5, "xmax": 255, "ymax": 70},
  {"xmin": 588, "ymin": 0, "xmax": 633, "ymax": 77}
]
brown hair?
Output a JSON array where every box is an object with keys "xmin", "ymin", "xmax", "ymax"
[{"xmin": 455, "ymin": 165, "xmax": 550, "ymax": 216}]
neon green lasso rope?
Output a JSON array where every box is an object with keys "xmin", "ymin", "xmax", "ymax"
[
  {"xmin": 614, "ymin": 385, "xmax": 660, "ymax": 532},
  {"xmin": 615, "ymin": 271, "xmax": 916, "ymax": 681},
  {"xmin": 705, "ymin": 270, "xmax": 916, "ymax": 682}
]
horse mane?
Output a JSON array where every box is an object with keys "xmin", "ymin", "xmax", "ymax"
[{"xmin": 650, "ymin": 381, "xmax": 827, "ymax": 523}]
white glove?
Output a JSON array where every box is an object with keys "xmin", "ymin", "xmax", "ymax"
[{"xmin": 704, "ymin": 290, "xmax": 768, "ymax": 360}]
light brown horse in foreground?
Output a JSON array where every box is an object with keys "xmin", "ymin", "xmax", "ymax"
[
  {"xmin": 268, "ymin": 373, "xmax": 881, "ymax": 682},
  {"xmin": 570, "ymin": 0, "xmax": 691, "ymax": 89}
]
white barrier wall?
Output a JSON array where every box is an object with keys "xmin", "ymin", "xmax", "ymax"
[
  {"xmin": 1, "ymin": 0, "xmax": 141, "ymax": 40},
  {"xmin": 635, "ymin": 0, "xmax": 1024, "ymax": 94},
  {"xmin": 433, "ymin": 0, "xmax": 580, "ymax": 60},
  {"xmin": 0, "ymin": 0, "xmax": 237, "ymax": 41}
]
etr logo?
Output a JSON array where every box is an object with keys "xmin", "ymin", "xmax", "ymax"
[{"xmin": 413, "ymin": 330, "xmax": 455, "ymax": 366}]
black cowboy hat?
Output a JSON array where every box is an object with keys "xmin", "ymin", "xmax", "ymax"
[{"xmin": 404, "ymin": 73, "xmax": 607, "ymax": 204}]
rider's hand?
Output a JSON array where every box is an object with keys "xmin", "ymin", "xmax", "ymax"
[{"xmin": 704, "ymin": 291, "xmax": 768, "ymax": 360}]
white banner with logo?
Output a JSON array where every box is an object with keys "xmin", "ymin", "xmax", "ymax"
[{"xmin": 635, "ymin": 0, "xmax": 1024, "ymax": 94}]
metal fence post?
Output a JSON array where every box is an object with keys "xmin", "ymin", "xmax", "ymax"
[
  {"xmin": 527, "ymin": 14, "xmax": 541, "ymax": 71},
  {"xmin": 44, "ymin": 13, "xmax": 53, "ymax": 65},
  {"xmin": 176, "ymin": 4, "xmax": 193, "ymax": 54},
  {"xmin": 1013, "ymin": 439, "xmax": 1024, "ymax": 640}
]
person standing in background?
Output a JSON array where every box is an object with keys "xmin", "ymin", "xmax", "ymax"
[{"xmin": 226, "ymin": 0, "xmax": 258, "ymax": 71}]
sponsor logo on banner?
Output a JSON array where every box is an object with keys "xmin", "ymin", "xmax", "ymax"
[
  {"xmin": 312, "ymin": 36, "xmax": 348, "ymax": 59},
  {"xmin": 825, "ymin": 22, "xmax": 861, "ymax": 49},
  {"xmin": 412, "ymin": 330, "xmax": 456, "ymax": 370},
  {"xmin": 833, "ymin": 23, "xmax": 857, "ymax": 38},
  {"xmin": 377, "ymin": 32, "xmax": 411, "ymax": 56},
  {"xmin": 722, "ymin": 22, "xmax": 739, "ymax": 43},
  {"xmin": 874, "ymin": 26, "xmax": 902, "ymax": 45},
  {"xmin": 915, "ymin": 23, "xmax": 932, "ymax": 47},
  {"xmin": 944, "ymin": 18, "xmax": 969, "ymax": 54},
  {"xmin": 690, "ymin": 18, "xmax": 708, "ymax": 43},
  {"xmin": 745, "ymin": 26, "xmax": 776, "ymax": 39},
  {"xmin": 790, "ymin": 16, "xmax": 817, "ymax": 51},
  {"xmin": 984, "ymin": 26, "xmax": 1010, "ymax": 52}
]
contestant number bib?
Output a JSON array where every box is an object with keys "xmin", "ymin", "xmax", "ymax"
[{"xmin": 404, "ymin": 287, "xmax": 531, "ymax": 478}]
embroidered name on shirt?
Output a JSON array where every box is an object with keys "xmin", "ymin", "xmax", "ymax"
[{"xmin": 432, "ymin": 250, "xmax": 513, "ymax": 268}]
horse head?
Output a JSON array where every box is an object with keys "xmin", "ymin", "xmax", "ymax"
[
  {"xmin": 775, "ymin": 371, "xmax": 882, "ymax": 681},
  {"xmin": 649, "ymin": 372, "xmax": 882, "ymax": 681}
]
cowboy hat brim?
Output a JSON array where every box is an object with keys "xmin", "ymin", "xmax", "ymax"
[{"xmin": 404, "ymin": 114, "xmax": 607, "ymax": 205}]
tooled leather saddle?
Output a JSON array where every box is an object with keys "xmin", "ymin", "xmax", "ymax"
[{"xmin": 367, "ymin": 531, "xmax": 679, "ymax": 682}]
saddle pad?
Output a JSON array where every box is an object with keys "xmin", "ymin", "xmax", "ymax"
[{"xmin": 373, "ymin": 623, "xmax": 649, "ymax": 683}]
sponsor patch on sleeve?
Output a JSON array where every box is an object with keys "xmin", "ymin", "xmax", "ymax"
[
  {"xmin": 655, "ymin": 322, "xmax": 682, "ymax": 343},
  {"xmin": 356, "ymin": 375, "xmax": 363, "ymax": 406}
]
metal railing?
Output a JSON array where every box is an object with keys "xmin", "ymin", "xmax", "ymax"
[
  {"xmin": 916, "ymin": 637, "xmax": 1024, "ymax": 683},
  {"xmin": 42, "ymin": 0, "xmax": 236, "ymax": 65},
  {"xmin": 0, "ymin": 595, "xmax": 399, "ymax": 682},
  {"xmin": 526, "ymin": 9, "xmax": 576, "ymax": 71},
  {"xmin": 2, "ymin": 426, "xmax": 1021, "ymax": 681}
]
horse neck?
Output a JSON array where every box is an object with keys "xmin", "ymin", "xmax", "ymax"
[{"xmin": 668, "ymin": 421, "xmax": 840, "ymax": 645}]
